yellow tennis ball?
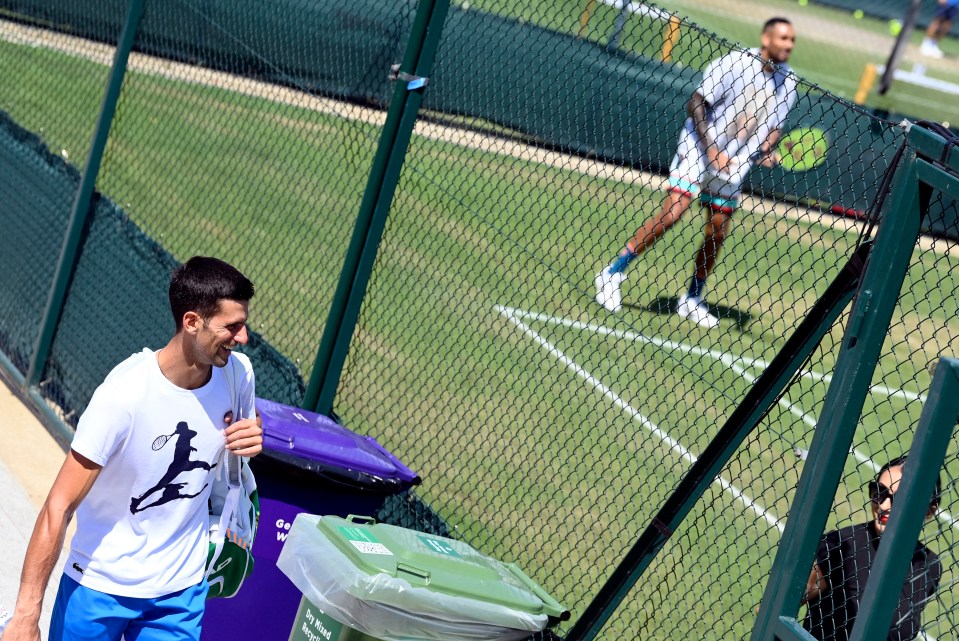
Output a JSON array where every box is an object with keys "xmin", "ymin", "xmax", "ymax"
[
  {"xmin": 798, "ymin": 0, "xmax": 808, "ymax": 5},
  {"xmin": 777, "ymin": 127, "xmax": 830, "ymax": 172},
  {"xmin": 853, "ymin": 9, "xmax": 864, "ymax": 19},
  {"xmin": 889, "ymin": 19, "xmax": 902, "ymax": 36}
]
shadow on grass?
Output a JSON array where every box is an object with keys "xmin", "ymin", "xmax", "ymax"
[{"xmin": 625, "ymin": 296, "xmax": 754, "ymax": 332}]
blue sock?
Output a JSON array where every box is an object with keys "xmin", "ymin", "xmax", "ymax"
[
  {"xmin": 688, "ymin": 276, "xmax": 707, "ymax": 299},
  {"xmin": 608, "ymin": 250, "xmax": 636, "ymax": 275}
]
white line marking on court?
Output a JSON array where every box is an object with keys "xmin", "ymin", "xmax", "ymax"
[
  {"xmin": 497, "ymin": 305, "xmax": 784, "ymax": 533},
  {"xmin": 876, "ymin": 64, "xmax": 959, "ymax": 97},
  {"xmin": 598, "ymin": 1, "xmax": 673, "ymax": 22},
  {"xmin": 499, "ymin": 305, "xmax": 927, "ymax": 404},
  {"xmin": 499, "ymin": 305, "xmax": 917, "ymax": 473},
  {"xmin": 497, "ymin": 305, "xmax": 959, "ymax": 532}
]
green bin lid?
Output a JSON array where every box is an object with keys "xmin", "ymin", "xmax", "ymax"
[{"xmin": 316, "ymin": 515, "xmax": 567, "ymax": 620}]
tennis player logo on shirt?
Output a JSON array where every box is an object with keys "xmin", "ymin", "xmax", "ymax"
[{"xmin": 130, "ymin": 421, "xmax": 214, "ymax": 514}]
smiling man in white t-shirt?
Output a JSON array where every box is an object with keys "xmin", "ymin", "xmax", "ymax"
[
  {"xmin": 6, "ymin": 256, "xmax": 263, "ymax": 641},
  {"xmin": 595, "ymin": 18, "xmax": 798, "ymax": 327}
]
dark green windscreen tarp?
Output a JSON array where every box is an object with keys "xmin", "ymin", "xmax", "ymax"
[{"xmin": 0, "ymin": 110, "xmax": 305, "ymax": 424}]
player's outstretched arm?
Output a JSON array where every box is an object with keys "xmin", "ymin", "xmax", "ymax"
[{"xmin": 5, "ymin": 451, "xmax": 101, "ymax": 641}]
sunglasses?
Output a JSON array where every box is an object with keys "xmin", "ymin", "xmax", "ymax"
[
  {"xmin": 868, "ymin": 481, "xmax": 895, "ymax": 506},
  {"xmin": 868, "ymin": 479, "xmax": 941, "ymax": 511}
]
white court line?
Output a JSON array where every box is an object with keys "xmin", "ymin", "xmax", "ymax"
[
  {"xmin": 497, "ymin": 305, "xmax": 784, "ymax": 532},
  {"xmin": 498, "ymin": 305, "xmax": 958, "ymax": 531},
  {"xmin": 500, "ymin": 306, "xmax": 927, "ymax": 404},
  {"xmin": 499, "ymin": 305, "xmax": 918, "ymax": 472},
  {"xmin": 598, "ymin": 1, "xmax": 673, "ymax": 22},
  {"xmin": 876, "ymin": 64, "xmax": 959, "ymax": 97}
]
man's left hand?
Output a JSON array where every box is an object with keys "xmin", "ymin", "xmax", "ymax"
[{"xmin": 224, "ymin": 413, "xmax": 263, "ymax": 457}]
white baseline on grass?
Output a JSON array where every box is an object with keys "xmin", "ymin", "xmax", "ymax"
[
  {"xmin": 597, "ymin": 0, "xmax": 672, "ymax": 22},
  {"xmin": 876, "ymin": 64, "xmax": 959, "ymax": 98},
  {"xmin": 497, "ymin": 305, "xmax": 783, "ymax": 532},
  {"xmin": 497, "ymin": 305, "xmax": 958, "ymax": 533}
]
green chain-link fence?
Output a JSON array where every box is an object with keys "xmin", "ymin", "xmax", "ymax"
[
  {"xmin": 335, "ymin": 5, "xmax": 959, "ymax": 640},
  {"xmin": 0, "ymin": 0, "xmax": 419, "ymax": 413},
  {"xmin": 2, "ymin": 0, "xmax": 959, "ymax": 639}
]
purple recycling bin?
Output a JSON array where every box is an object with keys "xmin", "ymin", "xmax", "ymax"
[{"xmin": 201, "ymin": 398, "xmax": 420, "ymax": 641}]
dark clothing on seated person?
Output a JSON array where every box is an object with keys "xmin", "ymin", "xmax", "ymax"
[{"xmin": 803, "ymin": 522, "xmax": 940, "ymax": 641}]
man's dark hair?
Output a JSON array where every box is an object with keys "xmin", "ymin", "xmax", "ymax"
[
  {"xmin": 169, "ymin": 256, "xmax": 255, "ymax": 330},
  {"xmin": 871, "ymin": 455, "xmax": 943, "ymax": 511},
  {"xmin": 763, "ymin": 17, "xmax": 792, "ymax": 32}
]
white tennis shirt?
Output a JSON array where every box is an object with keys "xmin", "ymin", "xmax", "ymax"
[
  {"xmin": 696, "ymin": 47, "xmax": 797, "ymax": 165},
  {"xmin": 66, "ymin": 349, "xmax": 255, "ymax": 598}
]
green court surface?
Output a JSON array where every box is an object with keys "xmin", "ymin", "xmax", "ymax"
[{"xmin": 4, "ymin": 22, "xmax": 959, "ymax": 639}]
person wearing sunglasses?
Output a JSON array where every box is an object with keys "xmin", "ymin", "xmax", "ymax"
[{"xmin": 801, "ymin": 456, "xmax": 942, "ymax": 641}]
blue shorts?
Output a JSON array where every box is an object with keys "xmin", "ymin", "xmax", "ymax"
[{"xmin": 50, "ymin": 575, "xmax": 208, "ymax": 641}]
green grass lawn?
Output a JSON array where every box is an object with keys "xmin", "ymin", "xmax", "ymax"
[{"xmin": 3, "ymin": 16, "xmax": 959, "ymax": 640}]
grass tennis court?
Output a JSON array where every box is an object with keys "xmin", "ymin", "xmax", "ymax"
[{"xmin": 3, "ymin": 9, "xmax": 959, "ymax": 639}]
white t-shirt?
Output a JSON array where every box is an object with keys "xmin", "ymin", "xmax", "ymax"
[
  {"xmin": 695, "ymin": 48, "xmax": 797, "ymax": 165},
  {"xmin": 65, "ymin": 348, "xmax": 255, "ymax": 598}
]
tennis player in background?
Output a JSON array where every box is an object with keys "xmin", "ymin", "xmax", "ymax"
[{"xmin": 595, "ymin": 17, "xmax": 797, "ymax": 328}]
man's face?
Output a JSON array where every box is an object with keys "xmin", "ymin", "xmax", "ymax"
[
  {"xmin": 194, "ymin": 299, "xmax": 249, "ymax": 368},
  {"xmin": 870, "ymin": 465, "xmax": 903, "ymax": 536},
  {"xmin": 761, "ymin": 22, "xmax": 796, "ymax": 65}
]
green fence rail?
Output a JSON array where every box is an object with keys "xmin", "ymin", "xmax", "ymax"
[
  {"xmin": 3, "ymin": 1, "xmax": 959, "ymax": 639},
  {"xmin": 749, "ymin": 121, "xmax": 959, "ymax": 641}
]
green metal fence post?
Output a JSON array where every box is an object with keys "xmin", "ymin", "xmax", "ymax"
[
  {"xmin": 564, "ymin": 241, "xmax": 870, "ymax": 641},
  {"xmin": 25, "ymin": 0, "xmax": 145, "ymax": 390},
  {"xmin": 749, "ymin": 138, "xmax": 926, "ymax": 641},
  {"xmin": 303, "ymin": 0, "xmax": 450, "ymax": 415}
]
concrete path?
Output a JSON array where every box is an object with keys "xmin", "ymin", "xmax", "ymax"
[{"xmin": 0, "ymin": 379, "xmax": 71, "ymax": 640}]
